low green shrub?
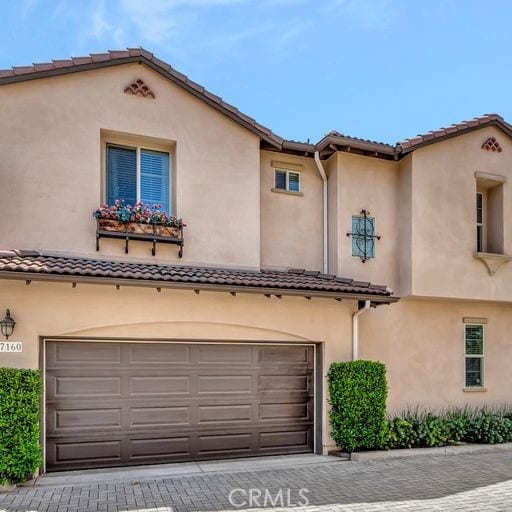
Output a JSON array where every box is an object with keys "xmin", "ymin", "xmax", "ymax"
[
  {"xmin": 328, "ymin": 360, "xmax": 388, "ymax": 452},
  {"xmin": 0, "ymin": 368, "xmax": 42, "ymax": 484},
  {"xmin": 382, "ymin": 417, "xmax": 416, "ymax": 449},
  {"xmin": 465, "ymin": 413, "xmax": 512, "ymax": 444},
  {"xmin": 381, "ymin": 406, "xmax": 512, "ymax": 451}
]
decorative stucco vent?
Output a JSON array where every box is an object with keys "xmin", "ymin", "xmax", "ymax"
[
  {"xmin": 124, "ymin": 79, "xmax": 155, "ymax": 99},
  {"xmin": 481, "ymin": 137, "xmax": 502, "ymax": 153}
]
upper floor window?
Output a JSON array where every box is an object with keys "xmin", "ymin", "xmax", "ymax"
[
  {"xmin": 107, "ymin": 144, "xmax": 170, "ymax": 213},
  {"xmin": 464, "ymin": 323, "xmax": 484, "ymax": 387},
  {"xmin": 475, "ymin": 173, "xmax": 506, "ymax": 255},
  {"xmin": 476, "ymin": 192, "xmax": 484, "ymax": 252},
  {"xmin": 351, "ymin": 215, "xmax": 376, "ymax": 260},
  {"xmin": 274, "ymin": 169, "xmax": 301, "ymax": 193}
]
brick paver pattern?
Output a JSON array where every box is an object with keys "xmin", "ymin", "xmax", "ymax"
[{"xmin": 2, "ymin": 451, "xmax": 512, "ymax": 512}]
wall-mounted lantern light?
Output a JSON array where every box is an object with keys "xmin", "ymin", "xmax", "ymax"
[{"xmin": 0, "ymin": 310, "xmax": 16, "ymax": 340}]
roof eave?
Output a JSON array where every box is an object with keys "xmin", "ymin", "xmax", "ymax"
[
  {"xmin": 0, "ymin": 55, "xmax": 284, "ymax": 149},
  {"xmin": 0, "ymin": 271, "xmax": 398, "ymax": 304},
  {"xmin": 398, "ymin": 118, "xmax": 512, "ymax": 156},
  {"xmin": 316, "ymin": 135, "xmax": 397, "ymax": 160}
]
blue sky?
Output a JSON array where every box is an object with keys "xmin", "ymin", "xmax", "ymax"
[{"xmin": 2, "ymin": 0, "xmax": 512, "ymax": 144}]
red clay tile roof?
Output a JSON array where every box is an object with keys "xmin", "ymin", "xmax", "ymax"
[
  {"xmin": 396, "ymin": 114, "xmax": 512, "ymax": 154},
  {"xmin": 317, "ymin": 114, "xmax": 512, "ymax": 158},
  {"xmin": 316, "ymin": 130, "xmax": 396, "ymax": 156},
  {"xmin": 0, "ymin": 48, "xmax": 284, "ymax": 149},
  {"xmin": 0, "ymin": 251, "xmax": 394, "ymax": 301},
  {"xmin": 1, "ymin": 48, "xmax": 509, "ymax": 159}
]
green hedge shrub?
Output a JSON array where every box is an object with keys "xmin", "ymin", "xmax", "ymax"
[
  {"xmin": 381, "ymin": 407, "xmax": 512, "ymax": 450},
  {"xmin": 327, "ymin": 360, "xmax": 388, "ymax": 452},
  {"xmin": 0, "ymin": 368, "xmax": 42, "ymax": 484}
]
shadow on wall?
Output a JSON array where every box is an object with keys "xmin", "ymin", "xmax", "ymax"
[{"xmin": 60, "ymin": 320, "xmax": 313, "ymax": 342}]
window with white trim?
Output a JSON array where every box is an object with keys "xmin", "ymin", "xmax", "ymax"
[
  {"xmin": 274, "ymin": 169, "xmax": 301, "ymax": 193},
  {"xmin": 106, "ymin": 144, "xmax": 171, "ymax": 213},
  {"xmin": 475, "ymin": 174, "xmax": 505, "ymax": 255},
  {"xmin": 476, "ymin": 192, "xmax": 484, "ymax": 252},
  {"xmin": 464, "ymin": 323, "xmax": 484, "ymax": 387}
]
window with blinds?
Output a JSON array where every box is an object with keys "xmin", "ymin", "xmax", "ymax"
[
  {"xmin": 274, "ymin": 169, "xmax": 301, "ymax": 193},
  {"xmin": 464, "ymin": 324, "xmax": 484, "ymax": 387},
  {"xmin": 107, "ymin": 145, "xmax": 137, "ymax": 206},
  {"xmin": 476, "ymin": 192, "xmax": 484, "ymax": 252},
  {"xmin": 106, "ymin": 144, "xmax": 170, "ymax": 213}
]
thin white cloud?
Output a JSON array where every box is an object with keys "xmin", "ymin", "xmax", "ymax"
[
  {"xmin": 116, "ymin": 0, "xmax": 252, "ymax": 44},
  {"xmin": 276, "ymin": 20, "xmax": 311, "ymax": 47},
  {"xmin": 75, "ymin": 0, "xmax": 318, "ymax": 62},
  {"xmin": 91, "ymin": 0, "xmax": 125, "ymax": 46},
  {"xmin": 19, "ymin": 0, "xmax": 39, "ymax": 21},
  {"xmin": 327, "ymin": 0, "xmax": 396, "ymax": 29}
]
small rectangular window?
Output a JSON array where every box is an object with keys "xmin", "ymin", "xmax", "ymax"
[
  {"xmin": 475, "ymin": 177, "xmax": 504, "ymax": 255},
  {"xmin": 275, "ymin": 170, "xmax": 287, "ymax": 190},
  {"xmin": 288, "ymin": 172, "xmax": 300, "ymax": 192},
  {"xmin": 476, "ymin": 192, "xmax": 484, "ymax": 252},
  {"xmin": 274, "ymin": 169, "xmax": 301, "ymax": 193},
  {"xmin": 465, "ymin": 324, "xmax": 484, "ymax": 387},
  {"xmin": 351, "ymin": 215, "xmax": 376, "ymax": 259},
  {"xmin": 107, "ymin": 144, "xmax": 171, "ymax": 213}
]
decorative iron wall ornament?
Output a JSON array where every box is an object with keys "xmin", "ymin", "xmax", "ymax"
[{"xmin": 347, "ymin": 209, "xmax": 381, "ymax": 262}]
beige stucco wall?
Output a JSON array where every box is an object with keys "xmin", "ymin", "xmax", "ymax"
[
  {"xmin": 397, "ymin": 155, "xmax": 413, "ymax": 296},
  {"xmin": 331, "ymin": 152, "xmax": 399, "ymax": 290},
  {"xmin": 0, "ymin": 63, "xmax": 261, "ymax": 269},
  {"xmin": 326, "ymin": 154, "xmax": 338, "ymax": 275},
  {"xmin": 260, "ymin": 151, "xmax": 323, "ymax": 271},
  {"xmin": 361, "ymin": 297, "xmax": 512, "ymax": 413},
  {"xmin": 4, "ymin": 277, "xmax": 512, "ymax": 451},
  {"xmin": 0, "ymin": 278, "xmax": 357, "ymax": 452},
  {"xmin": 410, "ymin": 126, "xmax": 512, "ymax": 300}
]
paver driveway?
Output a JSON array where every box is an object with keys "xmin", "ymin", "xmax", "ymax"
[{"xmin": 2, "ymin": 451, "xmax": 512, "ymax": 512}]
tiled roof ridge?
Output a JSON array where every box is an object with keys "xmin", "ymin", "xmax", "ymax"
[
  {"xmin": 396, "ymin": 113, "xmax": 511, "ymax": 152},
  {"xmin": 0, "ymin": 48, "xmax": 284, "ymax": 148},
  {"xmin": 0, "ymin": 250, "xmax": 393, "ymax": 298},
  {"xmin": 324, "ymin": 130, "xmax": 394, "ymax": 148},
  {"xmin": 0, "ymin": 49, "xmax": 509, "ymax": 156},
  {"xmin": 322, "ymin": 113, "xmax": 510, "ymax": 152}
]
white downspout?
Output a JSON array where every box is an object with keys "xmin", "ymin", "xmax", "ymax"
[
  {"xmin": 352, "ymin": 300, "xmax": 371, "ymax": 361},
  {"xmin": 314, "ymin": 151, "xmax": 328, "ymax": 274}
]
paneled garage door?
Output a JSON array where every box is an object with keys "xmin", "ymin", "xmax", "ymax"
[{"xmin": 45, "ymin": 341, "xmax": 315, "ymax": 471}]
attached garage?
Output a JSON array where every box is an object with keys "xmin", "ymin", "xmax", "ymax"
[{"xmin": 44, "ymin": 340, "xmax": 317, "ymax": 471}]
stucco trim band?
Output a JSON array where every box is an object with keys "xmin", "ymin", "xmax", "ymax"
[{"xmin": 463, "ymin": 317, "xmax": 488, "ymax": 324}]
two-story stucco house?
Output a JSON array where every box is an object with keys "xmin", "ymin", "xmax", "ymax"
[{"xmin": 1, "ymin": 49, "xmax": 511, "ymax": 473}]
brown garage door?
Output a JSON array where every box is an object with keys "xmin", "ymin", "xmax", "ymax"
[{"xmin": 45, "ymin": 341, "xmax": 315, "ymax": 471}]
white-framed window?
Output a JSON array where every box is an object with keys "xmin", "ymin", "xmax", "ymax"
[
  {"xmin": 476, "ymin": 192, "xmax": 484, "ymax": 252},
  {"xmin": 106, "ymin": 143, "xmax": 171, "ymax": 213},
  {"xmin": 274, "ymin": 169, "xmax": 301, "ymax": 193},
  {"xmin": 464, "ymin": 323, "xmax": 484, "ymax": 387}
]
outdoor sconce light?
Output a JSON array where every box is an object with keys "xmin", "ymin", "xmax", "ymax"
[{"xmin": 0, "ymin": 309, "xmax": 16, "ymax": 340}]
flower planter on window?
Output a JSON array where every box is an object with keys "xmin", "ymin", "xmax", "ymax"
[{"xmin": 94, "ymin": 202, "xmax": 185, "ymax": 257}]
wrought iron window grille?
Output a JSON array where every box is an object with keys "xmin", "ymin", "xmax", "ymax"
[{"xmin": 346, "ymin": 209, "xmax": 381, "ymax": 262}]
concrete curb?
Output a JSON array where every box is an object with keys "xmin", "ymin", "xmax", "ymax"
[
  {"xmin": 350, "ymin": 442, "xmax": 512, "ymax": 462},
  {"xmin": 23, "ymin": 454, "xmax": 342, "ymax": 488},
  {"xmin": 0, "ymin": 483, "xmax": 16, "ymax": 493}
]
